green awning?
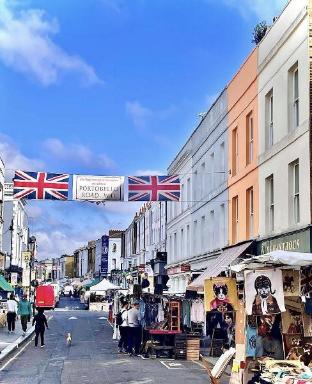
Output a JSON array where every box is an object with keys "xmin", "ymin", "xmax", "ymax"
[
  {"xmin": 84, "ymin": 277, "xmax": 100, "ymax": 289},
  {"xmin": 0, "ymin": 275, "xmax": 14, "ymax": 292}
]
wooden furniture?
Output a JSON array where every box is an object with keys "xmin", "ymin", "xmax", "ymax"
[
  {"xmin": 148, "ymin": 329, "xmax": 181, "ymax": 358},
  {"xmin": 200, "ymin": 355, "xmax": 219, "ymax": 384},
  {"xmin": 169, "ymin": 301, "xmax": 181, "ymax": 332},
  {"xmin": 187, "ymin": 337, "xmax": 200, "ymax": 361}
]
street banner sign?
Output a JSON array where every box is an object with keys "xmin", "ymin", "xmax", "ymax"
[
  {"xmin": 73, "ymin": 175, "xmax": 124, "ymax": 201},
  {"xmin": 100, "ymin": 235, "xmax": 109, "ymax": 276},
  {"xmin": 22, "ymin": 251, "xmax": 31, "ymax": 265},
  {"xmin": 11, "ymin": 272, "xmax": 18, "ymax": 286}
]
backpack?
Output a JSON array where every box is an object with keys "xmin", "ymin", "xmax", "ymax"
[{"xmin": 116, "ymin": 311, "xmax": 123, "ymax": 327}]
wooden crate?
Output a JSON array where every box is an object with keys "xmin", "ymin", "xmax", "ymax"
[{"xmin": 186, "ymin": 338, "xmax": 200, "ymax": 361}]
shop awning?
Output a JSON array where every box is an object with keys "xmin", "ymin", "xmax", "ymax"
[
  {"xmin": 83, "ymin": 277, "xmax": 100, "ymax": 289},
  {"xmin": 231, "ymin": 250, "xmax": 312, "ymax": 273},
  {"xmin": 0, "ymin": 275, "xmax": 14, "ymax": 292},
  {"xmin": 187, "ymin": 241, "xmax": 253, "ymax": 291}
]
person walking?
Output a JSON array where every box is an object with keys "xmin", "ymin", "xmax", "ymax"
[
  {"xmin": 18, "ymin": 294, "xmax": 32, "ymax": 336},
  {"xmin": 127, "ymin": 300, "xmax": 142, "ymax": 356},
  {"xmin": 32, "ymin": 308, "xmax": 49, "ymax": 348},
  {"xmin": 6, "ymin": 294, "xmax": 18, "ymax": 334},
  {"xmin": 118, "ymin": 301, "xmax": 129, "ymax": 353}
]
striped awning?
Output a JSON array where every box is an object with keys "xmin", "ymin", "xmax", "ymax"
[
  {"xmin": 187, "ymin": 241, "xmax": 253, "ymax": 291},
  {"xmin": 0, "ymin": 275, "xmax": 14, "ymax": 292}
]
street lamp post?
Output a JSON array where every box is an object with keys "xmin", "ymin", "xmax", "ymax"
[{"xmin": 28, "ymin": 236, "xmax": 36, "ymax": 312}]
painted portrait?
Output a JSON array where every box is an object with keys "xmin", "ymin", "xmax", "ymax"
[
  {"xmin": 282, "ymin": 309, "xmax": 303, "ymax": 334},
  {"xmin": 204, "ymin": 277, "xmax": 239, "ymax": 312},
  {"xmin": 282, "ymin": 270, "xmax": 300, "ymax": 297},
  {"xmin": 244, "ymin": 269, "xmax": 286, "ymax": 316}
]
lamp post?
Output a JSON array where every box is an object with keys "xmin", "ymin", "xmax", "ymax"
[{"xmin": 28, "ymin": 236, "xmax": 36, "ymax": 312}]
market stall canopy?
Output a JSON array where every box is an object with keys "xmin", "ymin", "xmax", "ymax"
[
  {"xmin": 231, "ymin": 250, "xmax": 312, "ymax": 273},
  {"xmin": 89, "ymin": 279, "xmax": 120, "ymax": 293},
  {"xmin": 83, "ymin": 278, "xmax": 100, "ymax": 289},
  {"xmin": 0, "ymin": 275, "xmax": 14, "ymax": 292},
  {"xmin": 187, "ymin": 241, "xmax": 253, "ymax": 291}
]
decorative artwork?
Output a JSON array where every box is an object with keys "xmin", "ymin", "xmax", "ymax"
[
  {"xmin": 204, "ymin": 277, "xmax": 239, "ymax": 312},
  {"xmin": 303, "ymin": 313, "xmax": 312, "ymax": 337},
  {"xmin": 244, "ymin": 269, "xmax": 286, "ymax": 315},
  {"xmin": 301, "ymin": 267, "xmax": 312, "ymax": 297},
  {"xmin": 282, "ymin": 309, "xmax": 303, "ymax": 334},
  {"xmin": 283, "ymin": 334, "xmax": 304, "ymax": 356},
  {"xmin": 282, "ymin": 270, "xmax": 300, "ymax": 296}
]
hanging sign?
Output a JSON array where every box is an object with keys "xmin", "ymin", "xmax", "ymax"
[
  {"xmin": 73, "ymin": 175, "xmax": 124, "ymax": 201},
  {"xmin": 22, "ymin": 251, "xmax": 31, "ymax": 265},
  {"xmin": 11, "ymin": 272, "xmax": 18, "ymax": 286},
  {"xmin": 100, "ymin": 235, "xmax": 109, "ymax": 276}
]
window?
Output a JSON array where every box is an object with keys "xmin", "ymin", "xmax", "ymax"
[
  {"xmin": 180, "ymin": 228, "xmax": 184, "ymax": 259},
  {"xmin": 220, "ymin": 142, "xmax": 225, "ymax": 182},
  {"xmin": 232, "ymin": 128, "xmax": 238, "ymax": 176},
  {"xmin": 201, "ymin": 215, "xmax": 206, "ymax": 253},
  {"xmin": 289, "ymin": 160, "xmax": 300, "ymax": 224},
  {"xmin": 266, "ymin": 175, "xmax": 274, "ymax": 232},
  {"xmin": 194, "ymin": 170, "xmax": 198, "ymax": 202},
  {"xmin": 210, "ymin": 153, "xmax": 215, "ymax": 191},
  {"xmin": 209, "ymin": 210, "xmax": 215, "ymax": 250},
  {"xmin": 246, "ymin": 112, "xmax": 254, "ymax": 165},
  {"xmin": 289, "ymin": 64, "xmax": 299, "ymax": 130},
  {"xmin": 193, "ymin": 220, "xmax": 198, "ymax": 254},
  {"xmin": 187, "ymin": 178, "xmax": 191, "ymax": 208},
  {"xmin": 219, "ymin": 204, "xmax": 225, "ymax": 247},
  {"xmin": 181, "ymin": 183, "xmax": 185, "ymax": 211},
  {"xmin": 186, "ymin": 224, "xmax": 190, "ymax": 258},
  {"xmin": 201, "ymin": 162, "xmax": 206, "ymax": 197},
  {"xmin": 246, "ymin": 187, "xmax": 254, "ymax": 238},
  {"xmin": 174, "ymin": 232, "xmax": 177, "ymax": 261},
  {"xmin": 266, "ymin": 89, "xmax": 274, "ymax": 148},
  {"xmin": 232, "ymin": 196, "xmax": 238, "ymax": 243}
]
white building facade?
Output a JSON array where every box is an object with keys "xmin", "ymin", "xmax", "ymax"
[
  {"xmin": 3, "ymin": 183, "xmax": 29, "ymax": 270},
  {"xmin": 166, "ymin": 89, "xmax": 229, "ymax": 294}
]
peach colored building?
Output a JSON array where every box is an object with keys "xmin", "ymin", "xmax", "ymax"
[{"xmin": 228, "ymin": 49, "xmax": 259, "ymax": 245}]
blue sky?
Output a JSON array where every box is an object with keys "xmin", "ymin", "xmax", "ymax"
[{"xmin": 0, "ymin": 0, "xmax": 287, "ymax": 259}]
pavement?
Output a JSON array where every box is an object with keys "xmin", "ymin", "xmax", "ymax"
[
  {"xmin": 0, "ymin": 297, "xmax": 230, "ymax": 384},
  {"xmin": 0, "ymin": 315, "xmax": 35, "ymax": 359}
]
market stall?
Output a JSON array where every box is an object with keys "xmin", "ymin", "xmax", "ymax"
[
  {"xmin": 0, "ymin": 275, "xmax": 14, "ymax": 328},
  {"xmin": 89, "ymin": 279, "xmax": 120, "ymax": 312},
  {"xmin": 225, "ymin": 250, "xmax": 312, "ymax": 384}
]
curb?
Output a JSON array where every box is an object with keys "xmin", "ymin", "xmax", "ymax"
[{"xmin": 0, "ymin": 326, "xmax": 35, "ymax": 362}]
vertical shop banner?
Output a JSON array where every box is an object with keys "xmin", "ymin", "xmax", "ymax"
[
  {"xmin": 73, "ymin": 175, "xmax": 124, "ymax": 201},
  {"xmin": 244, "ymin": 269, "xmax": 286, "ymax": 315},
  {"xmin": 11, "ymin": 272, "xmax": 18, "ymax": 286},
  {"xmin": 100, "ymin": 235, "xmax": 109, "ymax": 276}
]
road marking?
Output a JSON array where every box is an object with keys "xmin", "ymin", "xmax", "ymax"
[
  {"xmin": 98, "ymin": 316, "xmax": 107, "ymax": 320},
  {"xmin": 68, "ymin": 316, "xmax": 77, "ymax": 320},
  {"xmin": 160, "ymin": 360, "xmax": 184, "ymax": 369}
]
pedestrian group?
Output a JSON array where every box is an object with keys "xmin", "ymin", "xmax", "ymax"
[{"xmin": 117, "ymin": 299, "xmax": 142, "ymax": 356}]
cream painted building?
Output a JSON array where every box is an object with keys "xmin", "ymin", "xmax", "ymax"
[{"xmin": 258, "ymin": 0, "xmax": 310, "ymax": 241}]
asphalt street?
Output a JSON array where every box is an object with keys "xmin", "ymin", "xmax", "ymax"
[{"xmin": 0, "ymin": 298, "xmax": 210, "ymax": 384}]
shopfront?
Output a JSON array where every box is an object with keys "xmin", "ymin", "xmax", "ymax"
[
  {"xmin": 167, "ymin": 264, "xmax": 191, "ymax": 294},
  {"xmin": 256, "ymin": 226, "xmax": 312, "ymax": 255}
]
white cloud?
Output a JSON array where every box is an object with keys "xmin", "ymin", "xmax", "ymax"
[
  {"xmin": 134, "ymin": 169, "xmax": 164, "ymax": 176},
  {"xmin": 0, "ymin": 0, "xmax": 101, "ymax": 86},
  {"xmin": 126, "ymin": 100, "xmax": 177, "ymax": 131},
  {"xmin": 217, "ymin": 0, "xmax": 288, "ymax": 21},
  {"xmin": 0, "ymin": 134, "xmax": 45, "ymax": 179},
  {"xmin": 125, "ymin": 101, "xmax": 152, "ymax": 131},
  {"xmin": 43, "ymin": 138, "xmax": 116, "ymax": 170},
  {"xmin": 35, "ymin": 230, "xmax": 85, "ymax": 259}
]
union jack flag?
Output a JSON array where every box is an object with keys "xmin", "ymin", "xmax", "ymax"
[
  {"xmin": 128, "ymin": 175, "xmax": 180, "ymax": 201},
  {"xmin": 13, "ymin": 170, "xmax": 69, "ymax": 200}
]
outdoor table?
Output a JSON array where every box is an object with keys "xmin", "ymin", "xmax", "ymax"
[{"xmin": 147, "ymin": 330, "xmax": 182, "ymax": 358}]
